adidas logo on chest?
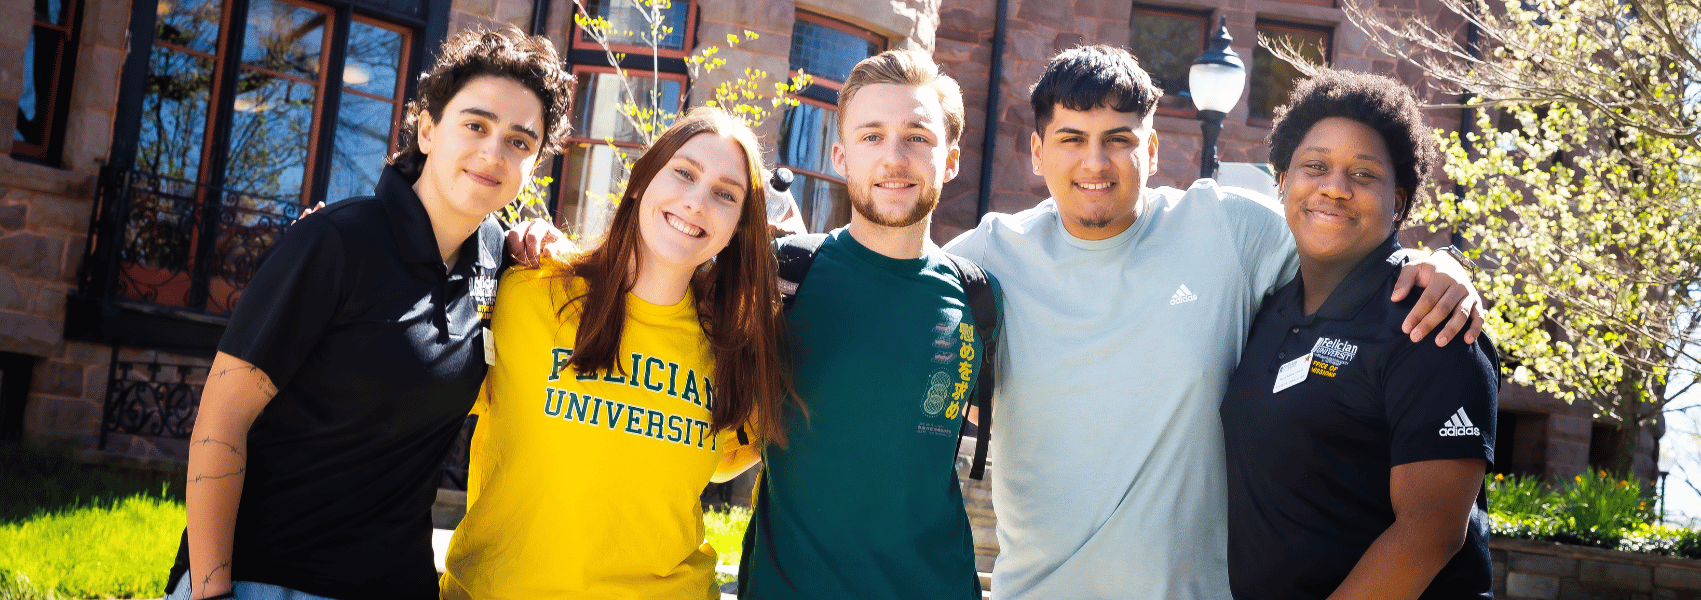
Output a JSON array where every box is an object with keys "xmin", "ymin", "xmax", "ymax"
[{"xmin": 1169, "ymin": 284, "xmax": 1198, "ymax": 305}]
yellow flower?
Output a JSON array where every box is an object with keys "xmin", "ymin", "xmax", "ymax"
[{"xmin": 1495, "ymin": 473, "xmax": 1505, "ymax": 482}]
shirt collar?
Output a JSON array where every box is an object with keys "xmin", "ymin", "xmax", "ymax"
[
  {"xmin": 1277, "ymin": 234, "xmax": 1406, "ymax": 323},
  {"xmin": 376, "ymin": 163, "xmax": 504, "ymax": 271}
]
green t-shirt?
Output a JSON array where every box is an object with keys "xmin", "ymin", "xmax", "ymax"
[{"xmin": 739, "ymin": 229, "xmax": 992, "ymax": 600}]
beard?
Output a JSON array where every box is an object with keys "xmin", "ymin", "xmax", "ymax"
[{"xmin": 848, "ymin": 174, "xmax": 940, "ymax": 229}]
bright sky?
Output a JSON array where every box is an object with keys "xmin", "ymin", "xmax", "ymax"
[{"xmin": 1661, "ymin": 388, "xmax": 1701, "ymax": 525}]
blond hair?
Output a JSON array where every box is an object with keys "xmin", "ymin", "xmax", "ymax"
[{"xmin": 836, "ymin": 50, "xmax": 965, "ymax": 145}]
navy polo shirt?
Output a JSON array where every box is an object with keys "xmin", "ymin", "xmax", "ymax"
[
  {"xmin": 1221, "ymin": 235, "xmax": 1498, "ymax": 600},
  {"xmin": 169, "ymin": 165, "xmax": 503, "ymax": 599}
]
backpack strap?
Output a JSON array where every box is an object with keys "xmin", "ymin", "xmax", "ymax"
[
  {"xmin": 776, "ymin": 233, "xmax": 828, "ymax": 311},
  {"xmin": 944, "ymin": 253, "xmax": 998, "ymax": 481}
]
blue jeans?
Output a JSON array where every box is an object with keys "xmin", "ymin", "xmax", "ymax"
[{"xmin": 166, "ymin": 576, "xmax": 341, "ymax": 600}]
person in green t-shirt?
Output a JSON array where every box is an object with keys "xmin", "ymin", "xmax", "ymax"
[{"xmin": 736, "ymin": 49, "xmax": 992, "ymax": 600}]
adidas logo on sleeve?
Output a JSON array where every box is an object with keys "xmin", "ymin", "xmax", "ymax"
[
  {"xmin": 1169, "ymin": 284, "xmax": 1197, "ymax": 305},
  {"xmin": 1438, "ymin": 407, "xmax": 1482, "ymax": 437}
]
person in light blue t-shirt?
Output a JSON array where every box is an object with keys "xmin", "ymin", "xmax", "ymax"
[{"xmin": 943, "ymin": 45, "xmax": 1486, "ymax": 600}]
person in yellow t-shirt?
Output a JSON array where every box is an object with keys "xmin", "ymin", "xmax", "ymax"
[{"xmin": 441, "ymin": 106, "xmax": 790, "ymax": 600}]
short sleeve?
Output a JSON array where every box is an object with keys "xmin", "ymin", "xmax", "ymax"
[
  {"xmin": 1219, "ymin": 187, "xmax": 1299, "ymax": 296},
  {"xmin": 218, "ymin": 215, "xmax": 348, "ymax": 389},
  {"xmin": 941, "ymin": 217, "xmax": 991, "ymax": 263},
  {"xmin": 1385, "ymin": 335, "xmax": 1500, "ymax": 468}
]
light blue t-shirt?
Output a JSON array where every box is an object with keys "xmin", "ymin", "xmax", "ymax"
[{"xmin": 944, "ymin": 180, "xmax": 1297, "ymax": 600}]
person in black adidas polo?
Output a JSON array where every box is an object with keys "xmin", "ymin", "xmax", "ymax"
[
  {"xmin": 1220, "ymin": 69, "xmax": 1498, "ymax": 600},
  {"xmin": 166, "ymin": 29, "xmax": 572, "ymax": 600}
]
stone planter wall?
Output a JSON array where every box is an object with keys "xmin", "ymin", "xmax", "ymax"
[{"xmin": 1494, "ymin": 538, "xmax": 1701, "ymax": 599}]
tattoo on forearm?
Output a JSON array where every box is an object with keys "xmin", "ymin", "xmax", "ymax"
[
  {"xmin": 192, "ymin": 436, "xmax": 245, "ymax": 460},
  {"xmin": 189, "ymin": 436, "xmax": 246, "ymax": 485},
  {"xmin": 210, "ymin": 364, "xmax": 278, "ymax": 397},
  {"xmin": 200, "ymin": 560, "xmax": 231, "ymax": 588},
  {"xmin": 189, "ymin": 467, "xmax": 246, "ymax": 485}
]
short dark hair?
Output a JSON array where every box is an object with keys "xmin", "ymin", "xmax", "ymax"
[
  {"xmin": 1029, "ymin": 45, "xmax": 1162, "ymax": 133},
  {"xmin": 390, "ymin": 28, "xmax": 574, "ymax": 178},
  {"xmin": 1267, "ymin": 69, "xmax": 1438, "ymax": 226}
]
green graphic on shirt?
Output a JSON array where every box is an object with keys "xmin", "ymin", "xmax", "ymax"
[{"xmin": 924, "ymin": 371, "xmax": 950, "ymax": 416}]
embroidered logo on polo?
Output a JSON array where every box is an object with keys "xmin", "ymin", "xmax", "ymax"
[
  {"xmin": 1309, "ymin": 337, "xmax": 1359, "ymax": 378},
  {"xmin": 472, "ymin": 274, "xmax": 498, "ymax": 320},
  {"xmin": 1169, "ymin": 284, "xmax": 1198, "ymax": 305},
  {"xmin": 1439, "ymin": 407, "xmax": 1482, "ymax": 437}
]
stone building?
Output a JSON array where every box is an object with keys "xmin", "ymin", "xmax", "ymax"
[{"xmin": 0, "ymin": 0, "xmax": 1659, "ymax": 502}]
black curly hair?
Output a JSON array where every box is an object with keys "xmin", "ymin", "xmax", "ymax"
[
  {"xmin": 1267, "ymin": 68, "xmax": 1438, "ymax": 226},
  {"xmin": 389, "ymin": 27, "xmax": 574, "ymax": 179}
]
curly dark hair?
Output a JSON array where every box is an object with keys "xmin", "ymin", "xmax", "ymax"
[
  {"xmin": 1030, "ymin": 45, "xmax": 1162, "ymax": 134},
  {"xmin": 389, "ymin": 28, "xmax": 574, "ymax": 178},
  {"xmin": 1267, "ymin": 68, "xmax": 1438, "ymax": 226}
]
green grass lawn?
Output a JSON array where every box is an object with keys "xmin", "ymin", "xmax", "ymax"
[
  {"xmin": 704, "ymin": 505, "xmax": 751, "ymax": 587},
  {"xmin": 0, "ymin": 442, "xmax": 185, "ymax": 600}
]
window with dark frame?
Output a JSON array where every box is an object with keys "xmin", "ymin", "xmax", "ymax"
[
  {"xmin": 1128, "ymin": 5, "xmax": 1209, "ymax": 114},
  {"xmin": 118, "ymin": 0, "xmax": 414, "ymax": 313},
  {"xmin": 14, "ymin": 0, "xmax": 81, "ymax": 164},
  {"xmin": 574, "ymin": 0, "xmax": 694, "ymax": 55},
  {"xmin": 781, "ymin": 12, "xmax": 884, "ymax": 233},
  {"xmin": 557, "ymin": 67, "xmax": 686, "ymax": 235},
  {"xmin": 1248, "ymin": 20, "xmax": 1331, "ymax": 123}
]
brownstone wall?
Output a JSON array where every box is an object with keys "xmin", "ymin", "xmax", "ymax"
[
  {"xmin": 929, "ymin": 0, "xmax": 1469, "ymax": 242},
  {"xmin": 0, "ymin": 0, "xmax": 137, "ymax": 452}
]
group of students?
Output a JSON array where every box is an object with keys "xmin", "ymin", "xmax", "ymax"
[{"xmin": 164, "ymin": 25, "xmax": 1499, "ymax": 600}]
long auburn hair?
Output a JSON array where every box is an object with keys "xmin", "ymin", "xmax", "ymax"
[{"xmin": 553, "ymin": 107, "xmax": 793, "ymax": 447}]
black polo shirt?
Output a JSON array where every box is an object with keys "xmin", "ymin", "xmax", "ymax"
[
  {"xmin": 1220, "ymin": 235, "xmax": 1497, "ymax": 600},
  {"xmin": 169, "ymin": 165, "xmax": 503, "ymax": 599}
]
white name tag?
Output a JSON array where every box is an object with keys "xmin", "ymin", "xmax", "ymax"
[
  {"xmin": 1274, "ymin": 352, "xmax": 1312, "ymax": 393},
  {"xmin": 483, "ymin": 326, "xmax": 496, "ymax": 365}
]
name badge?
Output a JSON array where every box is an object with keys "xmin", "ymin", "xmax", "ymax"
[
  {"xmin": 1274, "ymin": 352, "xmax": 1312, "ymax": 393},
  {"xmin": 483, "ymin": 326, "xmax": 495, "ymax": 366}
]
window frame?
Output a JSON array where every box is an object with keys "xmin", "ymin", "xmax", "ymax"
[
  {"xmin": 1128, "ymin": 4, "xmax": 1211, "ymax": 119},
  {"xmin": 1247, "ymin": 19, "xmax": 1333, "ymax": 127},
  {"xmin": 777, "ymin": 12, "xmax": 884, "ymax": 232},
  {"xmin": 227, "ymin": 0, "xmax": 337, "ymax": 206},
  {"xmin": 552, "ymin": 64, "xmax": 689, "ymax": 232},
  {"xmin": 788, "ymin": 11, "xmax": 887, "ymax": 93},
  {"xmin": 12, "ymin": 0, "xmax": 83, "ymax": 164},
  {"xmin": 779, "ymin": 95, "xmax": 841, "ymax": 186},
  {"xmin": 570, "ymin": 0, "xmax": 698, "ymax": 60},
  {"xmin": 355, "ymin": 15, "xmax": 412, "ymax": 153}
]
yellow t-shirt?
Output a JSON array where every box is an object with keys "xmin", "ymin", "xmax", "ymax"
[{"xmin": 442, "ymin": 268, "xmax": 738, "ymax": 600}]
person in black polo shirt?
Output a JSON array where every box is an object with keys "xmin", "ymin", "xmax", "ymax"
[
  {"xmin": 1221, "ymin": 69, "xmax": 1499, "ymax": 600},
  {"xmin": 165, "ymin": 29, "xmax": 572, "ymax": 600}
]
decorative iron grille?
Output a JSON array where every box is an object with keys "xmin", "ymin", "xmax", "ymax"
[
  {"xmin": 98, "ymin": 351, "xmax": 206, "ymax": 450},
  {"xmin": 95, "ymin": 346, "xmax": 478, "ymax": 491},
  {"xmin": 85, "ymin": 168, "xmax": 302, "ymax": 316}
]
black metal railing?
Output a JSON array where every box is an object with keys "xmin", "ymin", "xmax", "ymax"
[
  {"xmin": 82, "ymin": 167, "xmax": 302, "ymax": 317},
  {"xmin": 95, "ymin": 345, "xmax": 479, "ymax": 492},
  {"xmin": 98, "ymin": 349, "xmax": 205, "ymax": 450}
]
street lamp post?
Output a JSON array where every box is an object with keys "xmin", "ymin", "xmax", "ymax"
[{"xmin": 1190, "ymin": 15, "xmax": 1247, "ymax": 180}]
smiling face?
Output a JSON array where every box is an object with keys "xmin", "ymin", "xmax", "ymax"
[
  {"xmin": 635, "ymin": 132, "xmax": 749, "ymax": 275},
  {"xmin": 413, "ymin": 75, "xmax": 545, "ymax": 222},
  {"xmin": 1279, "ymin": 116, "xmax": 1409, "ymax": 269},
  {"xmin": 832, "ymin": 83, "xmax": 961, "ymax": 229},
  {"xmin": 1031, "ymin": 104, "xmax": 1159, "ymax": 240}
]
